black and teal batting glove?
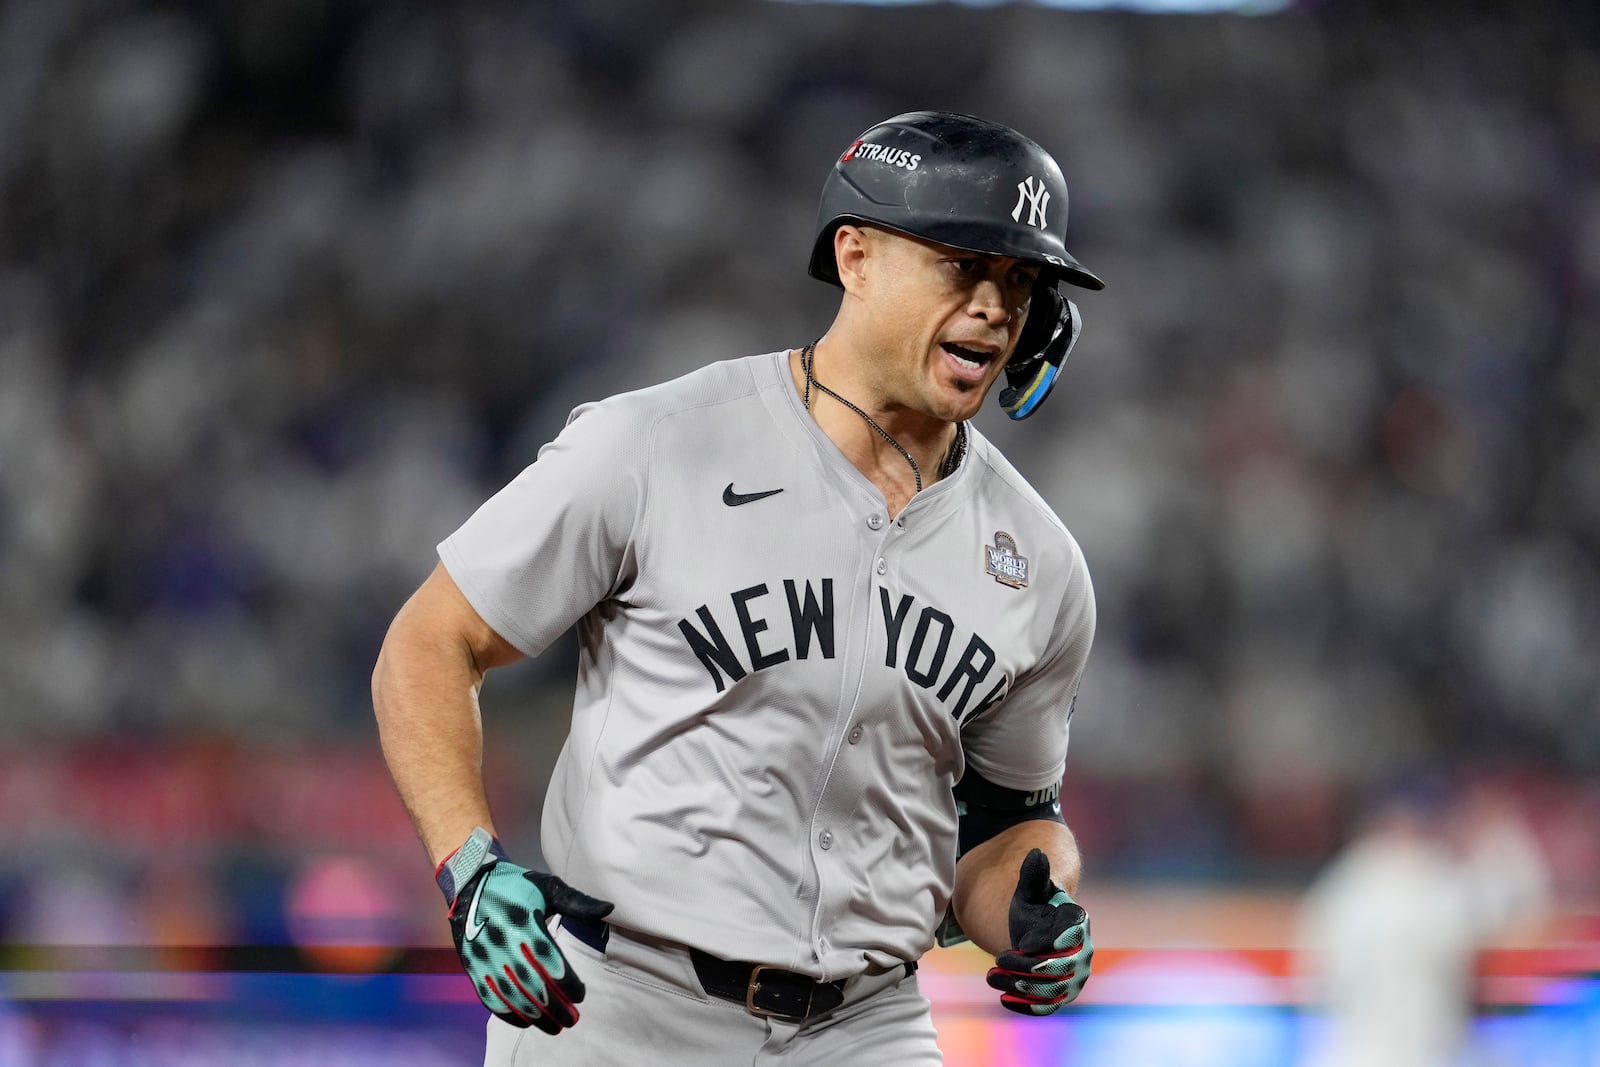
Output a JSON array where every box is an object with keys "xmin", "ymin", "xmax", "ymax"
[
  {"xmin": 985, "ymin": 848, "xmax": 1093, "ymax": 1016},
  {"xmin": 436, "ymin": 828, "xmax": 614, "ymax": 1034}
]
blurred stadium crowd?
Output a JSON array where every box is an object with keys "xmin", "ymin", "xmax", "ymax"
[{"xmin": 1, "ymin": 0, "xmax": 1598, "ymax": 955}]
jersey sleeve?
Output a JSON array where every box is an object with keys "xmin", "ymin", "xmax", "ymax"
[
  {"xmin": 961, "ymin": 539, "xmax": 1096, "ymax": 792},
  {"xmin": 437, "ymin": 397, "xmax": 648, "ymax": 658}
]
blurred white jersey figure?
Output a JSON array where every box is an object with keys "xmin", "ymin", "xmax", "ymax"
[{"xmin": 1295, "ymin": 776, "xmax": 1549, "ymax": 1067}]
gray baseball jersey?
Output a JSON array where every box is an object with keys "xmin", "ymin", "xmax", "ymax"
[{"xmin": 439, "ymin": 350, "xmax": 1095, "ymax": 982}]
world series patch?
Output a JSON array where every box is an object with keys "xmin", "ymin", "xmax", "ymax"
[{"xmin": 984, "ymin": 532, "xmax": 1029, "ymax": 589}]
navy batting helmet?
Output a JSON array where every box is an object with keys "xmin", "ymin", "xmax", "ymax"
[{"xmin": 808, "ymin": 110, "xmax": 1103, "ymax": 292}]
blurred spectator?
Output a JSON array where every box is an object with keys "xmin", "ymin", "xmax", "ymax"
[{"xmin": 1295, "ymin": 775, "xmax": 1551, "ymax": 1067}]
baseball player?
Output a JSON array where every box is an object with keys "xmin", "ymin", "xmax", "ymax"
[{"xmin": 374, "ymin": 110, "xmax": 1104, "ymax": 1065}]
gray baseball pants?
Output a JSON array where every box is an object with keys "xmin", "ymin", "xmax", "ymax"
[{"xmin": 483, "ymin": 921, "xmax": 944, "ymax": 1066}]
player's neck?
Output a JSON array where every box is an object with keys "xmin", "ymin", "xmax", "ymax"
[{"xmin": 789, "ymin": 344, "xmax": 960, "ymax": 513}]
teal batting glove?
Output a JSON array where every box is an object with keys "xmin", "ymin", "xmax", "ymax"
[
  {"xmin": 986, "ymin": 848, "xmax": 1093, "ymax": 1016},
  {"xmin": 436, "ymin": 828, "xmax": 614, "ymax": 1034}
]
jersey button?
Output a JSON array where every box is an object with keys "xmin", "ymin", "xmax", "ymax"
[
  {"xmin": 867, "ymin": 514, "xmax": 884, "ymax": 530},
  {"xmin": 819, "ymin": 830, "xmax": 834, "ymax": 850},
  {"xmin": 875, "ymin": 558, "xmax": 887, "ymax": 575},
  {"xmin": 848, "ymin": 726, "xmax": 863, "ymax": 745}
]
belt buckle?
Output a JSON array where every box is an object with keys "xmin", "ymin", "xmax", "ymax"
[{"xmin": 746, "ymin": 964, "xmax": 809, "ymax": 1019}]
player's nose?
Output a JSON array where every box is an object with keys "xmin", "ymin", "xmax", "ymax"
[{"xmin": 966, "ymin": 277, "xmax": 1014, "ymax": 329}]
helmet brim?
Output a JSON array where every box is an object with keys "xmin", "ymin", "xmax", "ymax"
[{"xmin": 808, "ymin": 216, "xmax": 1105, "ymax": 292}]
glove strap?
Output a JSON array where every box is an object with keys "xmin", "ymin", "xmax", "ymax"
[{"xmin": 435, "ymin": 826, "xmax": 509, "ymax": 905}]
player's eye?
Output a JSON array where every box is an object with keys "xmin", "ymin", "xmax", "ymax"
[{"xmin": 1009, "ymin": 267, "xmax": 1040, "ymax": 289}]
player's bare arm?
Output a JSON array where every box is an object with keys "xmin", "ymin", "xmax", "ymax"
[
  {"xmin": 372, "ymin": 561, "xmax": 524, "ymax": 866},
  {"xmin": 952, "ymin": 819, "xmax": 1082, "ymax": 955},
  {"xmin": 376, "ymin": 564, "xmax": 614, "ymax": 1036}
]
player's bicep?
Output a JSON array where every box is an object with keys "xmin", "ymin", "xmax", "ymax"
[{"xmin": 389, "ymin": 561, "xmax": 526, "ymax": 677}]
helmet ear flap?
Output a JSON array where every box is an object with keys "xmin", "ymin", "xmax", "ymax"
[{"xmin": 998, "ymin": 285, "xmax": 1083, "ymax": 421}]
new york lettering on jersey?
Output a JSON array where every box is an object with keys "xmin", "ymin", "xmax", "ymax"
[{"xmin": 676, "ymin": 579, "xmax": 1009, "ymax": 724}]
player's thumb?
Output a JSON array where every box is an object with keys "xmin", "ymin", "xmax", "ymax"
[
  {"xmin": 538, "ymin": 874, "xmax": 615, "ymax": 921},
  {"xmin": 1015, "ymin": 848, "xmax": 1056, "ymax": 904}
]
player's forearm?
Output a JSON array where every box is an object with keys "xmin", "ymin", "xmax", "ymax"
[
  {"xmin": 372, "ymin": 621, "xmax": 498, "ymax": 868},
  {"xmin": 951, "ymin": 820, "xmax": 1082, "ymax": 957}
]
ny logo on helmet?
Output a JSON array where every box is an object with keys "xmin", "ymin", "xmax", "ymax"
[{"xmin": 1012, "ymin": 176, "xmax": 1050, "ymax": 229}]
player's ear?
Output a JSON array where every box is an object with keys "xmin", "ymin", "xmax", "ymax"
[{"xmin": 833, "ymin": 224, "xmax": 874, "ymax": 292}]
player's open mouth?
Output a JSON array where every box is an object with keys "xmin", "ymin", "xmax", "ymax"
[{"xmin": 941, "ymin": 342, "xmax": 996, "ymax": 384}]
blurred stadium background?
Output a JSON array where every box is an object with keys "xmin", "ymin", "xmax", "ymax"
[{"xmin": 2, "ymin": 0, "xmax": 1599, "ymax": 1063}]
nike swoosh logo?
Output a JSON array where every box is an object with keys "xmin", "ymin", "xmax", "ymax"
[
  {"xmin": 464, "ymin": 876, "xmax": 490, "ymax": 941},
  {"xmin": 723, "ymin": 483, "xmax": 784, "ymax": 506}
]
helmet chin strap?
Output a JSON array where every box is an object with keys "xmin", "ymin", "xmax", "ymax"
[{"xmin": 997, "ymin": 288, "xmax": 1082, "ymax": 421}]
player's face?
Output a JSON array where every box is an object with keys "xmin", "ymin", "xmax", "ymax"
[{"xmin": 860, "ymin": 229, "xmax": 1039, "ymax": 424}]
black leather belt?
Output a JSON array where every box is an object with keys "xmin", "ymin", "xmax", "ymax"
[{"xmin": 560, "ymin": 915, "xmax": 914, "ymax": 1022}]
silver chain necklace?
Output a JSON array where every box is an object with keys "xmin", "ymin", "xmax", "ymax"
[{"xmin": 800, "ymin": 343, "xmax": 966, "ymax": 494}]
